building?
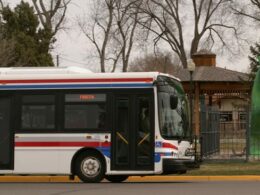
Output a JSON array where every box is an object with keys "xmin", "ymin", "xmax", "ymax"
[{"xmin": 173, "ymin": 50, "xmax": 251, "ymax": 136}]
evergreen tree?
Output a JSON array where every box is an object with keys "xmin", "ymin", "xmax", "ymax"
[
  {"xmin": 249, "ymin": 43, "xmax": 260, "ymax": 80},
  {"xmin": 0, "ymin": 1, "xmax": 54, "ymax": 67}
]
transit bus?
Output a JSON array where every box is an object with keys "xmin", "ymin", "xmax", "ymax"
[{"xmin": 0, "ymin": 67, "xmax": 199, "ymax": 183}]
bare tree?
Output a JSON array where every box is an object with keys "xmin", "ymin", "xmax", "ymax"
[
  {"xmin": 135, "ymin": 0, "xmax": 243, "ymax": 68},
  {"xmin": 79, "ymin": 0, "xmax": 143, "ymax": 72},
  {"xmin": 113, "ymin": 0, "xmax": 142, "ymax": 72},
  {"xmin": 232, "ymin": 0, "xmax": 260, "ymax": 23},
  {"xmin": 31, "ymin": 0, "xmax": 71, "ymax": 52},
  {"xmin": 79, "ymin": 0, "xmax": 115, "ymax": 72},
  {"xmin": 129, "ymin": 52, "xmax": 181, "ymax": 74}
]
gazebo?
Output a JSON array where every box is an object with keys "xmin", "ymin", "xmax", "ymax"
[{"xmin": 173, "ymin": 51, "xmax": 251, "ymax": 135}]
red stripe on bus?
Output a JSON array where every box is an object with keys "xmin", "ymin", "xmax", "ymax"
[
  {"xmin": 15, "ymin": 141, "xmax": 111, "ymax": 147},
  {"xmin": 0, "ymin": 78, "xmax": 153, "ymax": 84},
  {"xmin": 162, "ymin": 142, "xmax": 178, "ymax": 150}
]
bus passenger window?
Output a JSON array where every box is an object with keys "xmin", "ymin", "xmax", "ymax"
[
  {"xmin": 21, "ymin": 95, "xmax": 55, "ymax": 130},
  {"xmin": 64, "ymin": 94, "xmax": 107, "ymax": 130}
]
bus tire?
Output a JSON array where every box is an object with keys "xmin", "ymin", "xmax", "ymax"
[
  {"xmin": 75, "ymin": 151, "xmax": 105, "ymax": 183},
  {"xmin": 105, "ymin": 175, "xmax": 129, "ymax": 183}
]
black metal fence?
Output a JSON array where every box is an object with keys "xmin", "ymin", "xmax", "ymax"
[
  {"xmin": 200, "ymin": 105, "xmax": 220, "ymax": 157},
  {"xmin": 200, "ymin": 105, "xmax": 249, "ymax": 162}
]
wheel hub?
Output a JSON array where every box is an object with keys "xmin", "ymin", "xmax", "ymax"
[{"xmin": 81, "ymin": 157, "xmax": 100, "ymax": 177}]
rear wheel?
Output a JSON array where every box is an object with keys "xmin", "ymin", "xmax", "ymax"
[
  {"xmin": 75, "ymin": 151, "xmax": 106, "ymax": 183},
  {"xmin": 105, "ymin": 175, "xmax": 129, "ymax": 183}
]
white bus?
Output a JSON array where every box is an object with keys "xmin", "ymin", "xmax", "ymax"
[{"xmin": 0, "ymin": 67, "xmax": 199, "ymax": 183}]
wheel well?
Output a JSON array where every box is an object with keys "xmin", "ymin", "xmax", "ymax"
[{"xmin": 71, "ymin": 147, "xmax": 106, "ymax": 175}]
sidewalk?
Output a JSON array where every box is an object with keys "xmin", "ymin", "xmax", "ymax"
[
  {"xmin": 1, "ymin": 175, "xmax": 260, "ymax": 182},
  {"xmin": 1, "ymin": 163, "xmax": 260, "ymax": 182}
]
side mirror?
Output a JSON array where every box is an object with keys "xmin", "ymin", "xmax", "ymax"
[{"xmin": 170, "ymin": 95, "xmax": 178, "ymax": 109}]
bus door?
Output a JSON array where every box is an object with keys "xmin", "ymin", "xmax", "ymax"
[
  {"xmin": 111, "ymin": 93, "xmax": 154, "ymax": 171},
  {"xmin": 0, "ymin": 96, "xmax": 14, "ymax": 170}
]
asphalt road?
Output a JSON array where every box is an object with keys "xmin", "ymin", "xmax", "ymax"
[{"xmin": 0, "ymin": 181, "xmax": 260, "ymax": 195}]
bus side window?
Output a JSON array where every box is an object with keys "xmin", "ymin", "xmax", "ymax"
[
  {"xmin": 21, "ymin": 95, "xmax": 55, "ymax": 130},
  {"xmin": 64, "ymin": 94, "xmax": 107, "ymax": 130}
]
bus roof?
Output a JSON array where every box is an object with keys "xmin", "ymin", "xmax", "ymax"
[
  {"xmin": 0, "ymin": 66, "xmax": 93, "ymax": 75},
  {"xmin": 0, "ymin": 67, "xmax": 179, "ymax": 81},
  {"xmin": 0, "ymin": 67, "xmax": 180, "ymax": 90}
]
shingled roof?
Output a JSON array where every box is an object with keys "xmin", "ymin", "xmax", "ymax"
[{"xmin": 173, "ymin": 66, "xmax": 249, "ymax": 82}]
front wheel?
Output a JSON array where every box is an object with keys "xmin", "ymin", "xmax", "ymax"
[
  {"xmin": 75, "ymin": 151, "xmax": 106, "ymax": 183},
  {"xmin": 105, "ymin": 175, "xmax": 129, "ymax": 183}
]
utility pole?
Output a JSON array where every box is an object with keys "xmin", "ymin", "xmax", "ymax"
[{"xmin": 56, "ymin": 55, "xmax": 60, "ymax": 67}]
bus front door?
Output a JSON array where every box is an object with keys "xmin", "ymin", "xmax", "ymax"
[
  {"xmin": 0, "ymin": 96, "xmax": 14, "ymax": 170},
  {"xmin": 112, "ymin": 94, "xmax": 154, "ymax": 171}
]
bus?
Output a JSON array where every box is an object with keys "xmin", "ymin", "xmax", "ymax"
[{"xmin": 0, "ymin": 67, "xmax": 199, "ymax": 183}]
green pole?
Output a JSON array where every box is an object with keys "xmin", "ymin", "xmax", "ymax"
[{"xmin": 251, "ymin": 55, "xmax": 260, "ymax": 156}]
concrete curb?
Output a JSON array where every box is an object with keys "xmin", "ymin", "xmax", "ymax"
[
  {"xmin": 1, "ymin": 175, "xmax": 260, "ymax": 182},
  {"xmin": 129, "ymin": 176, "xmax": 260, "ymax": 182}
]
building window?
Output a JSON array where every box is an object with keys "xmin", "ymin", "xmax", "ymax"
[
  {"xmin": 21, "ymin": 95, "xmax": 55, "ymax": 129},
  {"xmin": 220, "ymin": 111, "xmax": 232, "ymax": 122},
  {"xmin": 239, "ymin": 112, "xmax": 247, "ymax": 121},
  {"xmin": 64, "ymin": 94, "xmax": 106, "ymax": 130}
]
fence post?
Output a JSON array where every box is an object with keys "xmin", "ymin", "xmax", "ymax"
[
  {"xmin": 200, "ymin": 135, "xmax": 203, "ymax": 160},
  {"xmin": 246, "ymin": 106, "xmax": 250, "ymax": 162}
]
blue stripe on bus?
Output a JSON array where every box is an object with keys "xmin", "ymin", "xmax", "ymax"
[
  {"xmin": 154, "ymin": 152, "xmax": 173, "ymax": 163},
  {"xmin": 98, "ymin": 147, "xmax": 111, "ymax": 158},
  {"xmin": 154, "ymin": 153, "xmax": 161, "ymax": 163},
  {"xmin": 0, "ymin": 83, "xmax": 153, "ymax": 90}
]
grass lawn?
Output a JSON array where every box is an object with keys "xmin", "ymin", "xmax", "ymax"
[{"xmin": 187, "ymin": 162, "xmax": 260, "ymax": 175}]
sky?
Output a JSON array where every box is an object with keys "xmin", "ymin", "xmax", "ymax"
[{"xmin": 7, "ymin": 0, "xmax": 260, "ymax": 73}]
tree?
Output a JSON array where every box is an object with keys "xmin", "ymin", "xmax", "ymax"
[
  {"xmin": 0, "ymin": 0, "xmax": 3, "ymax": 10},
  {"xmin": 232, "ymin": 1, "xmax": 260, "ymax": 80},
  {"xmin": 0, "ymin": 0, "xmax": 18, "ymax": 66},
  {"xmin": 129, "ymin": 52, "xmax": 180, "ymax": 74},
  {"xmin": 232, "ymin": 0, "xmax": 260, "ymax": 23},
  {"xmin": 79, "ymin": 0, "xmax": 143, "ymax": 72},
  {"xmin": 113, "ymin": 0, "xmax": 142, "ymax": 72},
  {"xmin": 79, "ymin": 0, "xmax": 115, "ymax": 72},
  {"xmin": 0, "ymin": 4, "xmax": 19, "ymax": 67},
  {"xmin": 31, "ymin": 0, "xmax": 71, "ymax": 54},
  {"xmin": 0, "ymin": 33, "xmax": 19, "ymax": 67},
  {"xmin": 249, "ymin": 43, "xmax": 260, "ymax": 80},
  {"xmin": 1, "ymin": 1, "xmax": 54, "ymax": 66},
  {"xmin": 134, "ymin": 0, "xmax": 243, "ymax": 68}
]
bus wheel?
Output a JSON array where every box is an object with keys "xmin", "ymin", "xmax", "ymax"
[
  {"xmin": 75, "ymin": 151, "xmax": 105, "ymax": 183},
  {"xmin": 105, "ymin": 175, "xmax": 129, "ymax": 183}
]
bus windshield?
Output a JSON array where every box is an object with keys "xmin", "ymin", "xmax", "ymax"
[{"xmin": 157, "ymin": 76, "xmax": 190, "ymax": 140}]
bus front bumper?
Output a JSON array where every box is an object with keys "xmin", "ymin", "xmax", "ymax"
[{"xmin": 163, "ymin": 158, "xmax": 200, "ymax": 174}]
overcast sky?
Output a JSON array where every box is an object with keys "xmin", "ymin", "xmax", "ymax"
[{"xmin": 8, "ymin": 0, "xmax": 260, "ymax": 73}]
